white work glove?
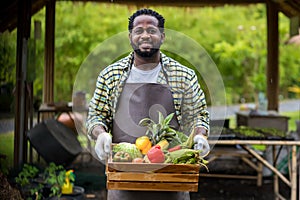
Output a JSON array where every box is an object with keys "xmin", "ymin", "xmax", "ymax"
[
  {"xmin": 193, "ymin": 134, "xmax": 210, "ymax": 157},
  {"xmin": 95, "ymin": 132, "xmax": 112, "ymax": 160}
]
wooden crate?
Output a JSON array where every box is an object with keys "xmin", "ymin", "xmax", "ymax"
[{"xmin": 106, "ymin": 161, "xmax": 200, "ymax": 192}]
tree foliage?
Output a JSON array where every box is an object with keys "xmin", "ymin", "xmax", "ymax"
[{"xmin": 1, "ymin": 3, "xmax": 299, "ymax": 107}]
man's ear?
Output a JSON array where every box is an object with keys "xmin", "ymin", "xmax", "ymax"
[
  {"xmin": 128, "ymin": 33, "xmax": 133, "ymax": 46},
  {"xmin": 161, "ymin": 32, "xmax": 165, "ymax": 44}
]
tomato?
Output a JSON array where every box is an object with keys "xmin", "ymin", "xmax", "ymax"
[{"xmin": 132, "ymin": 157, "xmax": 144, "ymax": 163}]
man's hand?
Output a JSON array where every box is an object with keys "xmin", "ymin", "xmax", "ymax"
[
  {"xmin": 93, "ymin": 127, "xmax": 112, "ymax": 160},
  {"xmin": 193, "ymin": 134, "xmax": 210, "ymax": 157}
]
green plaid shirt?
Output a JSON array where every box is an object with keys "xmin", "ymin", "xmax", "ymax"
[{"xmin": 86, "ymin": 52, "xmax": 209, "ymax": 136}]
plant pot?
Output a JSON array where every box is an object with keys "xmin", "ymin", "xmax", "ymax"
[
  {"xmin": 27, "ymin": 119, "xmax": 82, "ymax": 165},
  {"xmin": 45, "ymin": 186, "xmax": 85, "ymax": 200},
  {"xmin": 19, "ymin": 182, "xmax": 43, "ymax": 200}
]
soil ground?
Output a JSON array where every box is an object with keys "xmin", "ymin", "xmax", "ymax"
[
  {"xmin": 1, "ymin": 145, "xmax": 296, "ymax": 200},
  {"xmin": 67, "ymin": 151, "xmax": 295, "ymax": 200}
]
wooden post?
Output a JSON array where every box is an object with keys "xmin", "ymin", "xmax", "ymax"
[
  {"xmin": 43, "ymin": 0, "xmax": 55, "ymax": 105},
  {"xmin": 242, "ymin": 145, "xmax": 290, "ymax": 186},
  {"xmin": 14, "ymin": 0, "xmax": 31, "ymax": 168},
  {"xmin": 266, "ymin": 1, "xmax": 279, "ymax": 111},
  {"xmin": 291, "ymin": 145, "xmax": 297, "ymax": 200},
  {"xmin": 272, "ymin": 146, "xmax": 279, "ymax": 200}
]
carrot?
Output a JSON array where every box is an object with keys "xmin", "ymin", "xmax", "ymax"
[{"xmin": 168, "ymin": 145, "xmax": 182, "ymax": 152}]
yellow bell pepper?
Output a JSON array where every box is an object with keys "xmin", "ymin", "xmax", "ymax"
[
  {"xmin": 157, "ymin": 139, "xmax": 169, "ymax": 150},
  {"xmin": 135, "ymin": 136, "xmax": 152, "ymax": 154}
]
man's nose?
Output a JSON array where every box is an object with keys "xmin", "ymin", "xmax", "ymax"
[{"xmin": 141, "ymin": 30, "xmax": 150, "ymax": 38}]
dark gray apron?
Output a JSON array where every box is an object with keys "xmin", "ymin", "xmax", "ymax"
[
  {"xmin": 112, "ymin": 83, "xmax": 179, "ymax": 143},
  {"xmin": 109, "ymin": 82, "xmax": 190, "ymax": 200}
]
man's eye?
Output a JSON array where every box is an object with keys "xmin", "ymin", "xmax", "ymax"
[
  {"xmin": 148, "ymin": 29, "xmax": 157, "ymax": 34},
  {"xmin": 134, "ymin": 29, "xmax": 143, "ymax": 34}
]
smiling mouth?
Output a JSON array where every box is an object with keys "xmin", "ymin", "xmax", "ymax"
[{"xmin": 139, "ymin": 43, "xmax": 152, "ymax": 49}]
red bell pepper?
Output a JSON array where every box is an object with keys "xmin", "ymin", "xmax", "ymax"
[{"xmin": 147, "ymin": 145, "xmax": 165, "ymax": 163}]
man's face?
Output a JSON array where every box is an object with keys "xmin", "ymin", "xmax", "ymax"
[{"xmin": 129, "ymin": 15, "xmax": 165, "ymax": 57}]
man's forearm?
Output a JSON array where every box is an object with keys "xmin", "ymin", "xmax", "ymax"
[
  {"xmin": 194, "ymin": 126, "xmax": 208, "ymax": 138},
  {"xmin": 90, "ymin": 125, "xmax": 107, "ymax": 140}
]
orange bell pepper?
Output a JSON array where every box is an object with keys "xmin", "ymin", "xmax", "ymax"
[{"xmin": 135, "ymin": 136, "xmax": 152, "ymax": 154}]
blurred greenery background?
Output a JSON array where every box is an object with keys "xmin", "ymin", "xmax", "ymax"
[{"xmin": 1, "ymin": 2, "xmax": 299, "ymax": 110}]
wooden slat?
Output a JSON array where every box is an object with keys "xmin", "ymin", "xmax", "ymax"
[
  {"xmin": 107, "ymin": 172, "xmax": 199, "ymax": 182},
  {"xmin": 107, "ymin": 181, "xmax": 199, "ymax": 192},
  {"xmin": 106, "ymin": 159, "xmax": 200, "ymax": 191},
  {"xmin": 210, "ymin": 147, "xmax": 252, "ymax": 157},
  {"xmin": 107, "ymin": 162, "xmax": 200, "ymax": 173}
]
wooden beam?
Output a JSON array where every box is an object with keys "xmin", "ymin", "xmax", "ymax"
[
  {"xmin": 72, "ymin": 0, "xmax": 265, "ymax": 7},
  {"xmin": 266, "ymin": 1, "xmax": 279, "ymax": 111},
  {"xmin": 275, "ymin": 0, "xmax": 300, "ymax": 17},
  {"xmin": 14, "ymin": 0, "xmax": 31, "ymax": 168},
  {"xmin": 2, "ymin": 0, "xmax": 300, "ymax": 33},
  {"xmin": 0, "ymin": 0, "xmax": 47, "ymax": 33},
  {"xmin": 43, "ymin": 0, "xmax": 55, "ymax": 105}
]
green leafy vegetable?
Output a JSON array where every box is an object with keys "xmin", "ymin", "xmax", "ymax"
[
  {"xmin": 113, "ymin": 142, "xmax": 143, "ymax": 159},
  {"xmin": 139, "ymin": 112, "xmax": 182, "ymax": 145},
  {"xmin": 164, "ymin": 149, "xmax": 209, "ymax": 170}
]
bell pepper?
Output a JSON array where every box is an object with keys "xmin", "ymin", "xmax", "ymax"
[
  {"xmin": 147, "ymin": 145, "xmax": 165, "ymax": 163},
  {"xmin": 157, "ymin": 139, "xmax": 169, "ymax": 150},
  {"xmin": 135, "ymin": 136, "xmax": 152, "ymax": 154},
  {"xmin": 113, "ymin": 151, "xmax": 132, "ymax": 162}
]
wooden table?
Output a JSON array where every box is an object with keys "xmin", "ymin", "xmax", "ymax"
[
  {"xmin": 236, "ymin": 111, "xmax": 290, "ymax": 132},
  {"xmin": 37, "ymin": 103, "xmax": 73, "ymax": 123},
  {"xmin": 208, "ymin": 139, "xmax": 300, "ymax": 200}
]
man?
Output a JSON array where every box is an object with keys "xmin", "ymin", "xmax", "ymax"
[{"xmin": 86, "ymin": 8, "xmax": 210, "ymax": 200}]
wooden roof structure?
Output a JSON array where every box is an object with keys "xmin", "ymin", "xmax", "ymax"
[
  {"xmin": 1, "ymin": 0, "xmax": 300, "ymax": 32},
  {"xmin": 1, "ymin": 0, "xmax": 299, "ymax": 167}
]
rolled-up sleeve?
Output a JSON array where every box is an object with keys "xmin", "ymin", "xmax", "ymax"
[
  {"xmin": 86, "ymin": 54, "xmax": 132, "ymax": 136},
  {"xmin": 162, "ymin": 54, "xmax": 210, "ymax": 135},
  {"xmin": 181, "ymin": 70, "xmax": 210, "ymax": 134},
  {"xmin": 86, "ymin": 73, "xmax": 112, "ymax": 135}
]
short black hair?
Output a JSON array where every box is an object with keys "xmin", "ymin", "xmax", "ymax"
[{"xmin": 128, "ymin": 8, "xmax": 165, "ymax": 33}]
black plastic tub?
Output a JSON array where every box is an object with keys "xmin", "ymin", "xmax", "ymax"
[{"xmin": 27, "ymin": 119, "xmax": 82, "ymax": 165}]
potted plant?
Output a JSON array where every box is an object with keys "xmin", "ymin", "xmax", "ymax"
[
  {"xmin": 15, "ymin": 162, "xmax": 68, "ymax": 200},
  {"xmin": 15, "ymin": 163, "xmax": 43, "ymax": 199}
]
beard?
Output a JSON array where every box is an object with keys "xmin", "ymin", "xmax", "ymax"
[
  {"xmin": 131, "ymin": 41, "xmax": 161, "ymax": 58},
  {"xmin": 134, "ymin": 48, "xmax": 159, "ymax": 57}
]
